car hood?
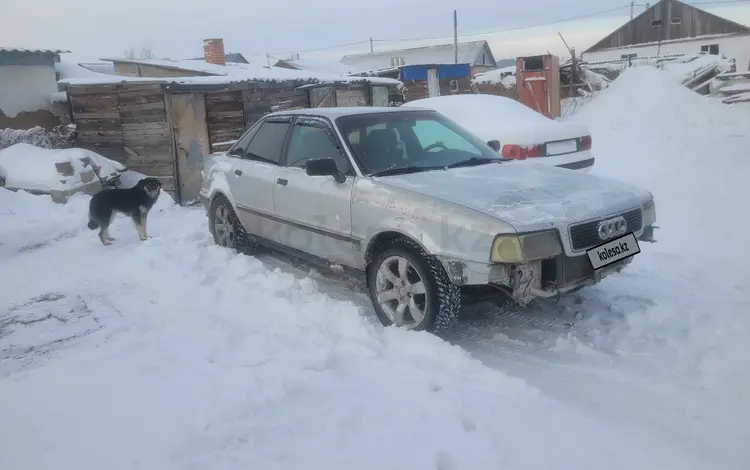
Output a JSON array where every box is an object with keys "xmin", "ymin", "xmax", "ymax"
[{"xmin": 372, "ymin": 161, "xmax": 651, "ymax": 232}]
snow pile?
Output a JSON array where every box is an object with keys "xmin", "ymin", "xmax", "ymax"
[
  {"xmin": 0, "ymin": 125, "xmax": 75, "ymax": 151},
  {"xmin": 565, "ymin": 65, "xmax": 750, "ymax": 463},
  {"xmin": 0, "ymin": 143, "xmax": 124, "ymax": 193},
  {"xmin": 581, "ymin": 68, "xmax": 611, "ymax": 89}
]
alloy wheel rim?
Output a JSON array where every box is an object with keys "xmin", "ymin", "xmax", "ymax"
[
  {"xmin": 214, "ymin": 205, "xmax": 235, "ymax": 247},
  {"xmin": 375, "ymin": 255, "xmax": 428, "ymax": 328}
]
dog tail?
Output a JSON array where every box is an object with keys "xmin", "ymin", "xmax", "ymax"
[{"xmin": 87, "ymin": 217, "xmax": 99, "ymax": 230}]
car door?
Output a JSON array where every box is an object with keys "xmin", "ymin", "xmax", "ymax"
[
  {"xmin": 272, "ymin": 116, "xmax": 357, "ymax": 266},
  {"xmin": 225, "ymin": 116, "xmax": 292, "ymax": 240}
]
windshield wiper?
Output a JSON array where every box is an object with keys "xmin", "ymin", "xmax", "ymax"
[
  {"xmin": 444, "ymin": 157, "xmax": 501, "ymax": 169},
  {"xmin": 370, "ymin": 165, "xmax": 445, "ymax": 177}
]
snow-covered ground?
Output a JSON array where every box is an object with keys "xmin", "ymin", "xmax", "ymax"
[{"xmin": 1, "ymin": 66, "xmax": 749, "ymax": 470}]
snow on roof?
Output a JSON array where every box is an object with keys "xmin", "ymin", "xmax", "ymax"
[
  {"xmin": 100, "ymin": 57, "xmax": 230, "ymax": 75},
  {"xmin": 58, "ymin": 57, "xmax": 400, "ymax": 87},
  {"xmin": 661, "ymin": 54, "xmax": 732, "ymax": 83},
  {"xmin": 78, "ymin": 62, "xmax": 116, "ymax": 75},
  {"xmin": 277, "ymin": 58, "xmax": 355, "ymax": 76},
  {"xmin": 584, "ymin": 32, "xmax": 746, "ymax": 55},
  {"xmin": 55, "ymin": 57, "xmax": 112, "ymax": 80},
  {"xmin": 58, "ymin": 68, "xmax": 401, "ymax": 87},
  {"xmin": 0, "ymin": 46, "xmax": 70, "ymax": 54},
  {"xmin": 722, "ymin": 81, "xmax": 750, "ymax": 94},
  {"xmin": 340, "ymin": 40, "xmax": 492, "ymax": 73}
]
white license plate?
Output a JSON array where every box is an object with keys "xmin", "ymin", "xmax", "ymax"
[
  {"xmin": 586, "ymin": 232, "xmax": 641, "ymax": 270},
  {"xmin": 546, "ymin": 139, "xmax": 578, "ymax": 155}
]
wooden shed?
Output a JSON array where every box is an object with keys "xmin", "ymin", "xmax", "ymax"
[{"xmin": 61, "ymin": 75, "xmax": 401, "ymax": 205}]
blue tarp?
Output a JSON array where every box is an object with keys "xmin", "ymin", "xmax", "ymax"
[{"xmin": 400, "ymin": 63, "xmax": 471, "ymax": 81}]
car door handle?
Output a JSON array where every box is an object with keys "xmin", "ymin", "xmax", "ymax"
[
  {"xmin": 276, "ymin": 178, "xmax": 288, "ymax": 186},
  {"xmin": 234, "ymin": 169, "xmax": 243, "ymax": 176}
]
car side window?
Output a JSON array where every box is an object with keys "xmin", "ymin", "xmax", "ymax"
[
  {"xmin": 243, "ymin": 119, "xmax": 290, "ymax": 165},
  {"xmin": 227, "ymin": 123, "xmax": 260, "ymax": 158},
  {"xmin": 285, "ymin": 119, "xmax": 353, "ymax": 175}
]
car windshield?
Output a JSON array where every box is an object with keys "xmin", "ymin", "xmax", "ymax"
[{"xmin": 335, "ymin": 110, "xmax": 504, "ymax": 176}]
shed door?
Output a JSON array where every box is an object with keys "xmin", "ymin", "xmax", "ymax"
[
  {"xmin": 427, "ymin": 68, "xmax": 440, "ymax": 97},
  {"xmin": 168, "ymin": 93, "xmax": 210, "ymax": 205}
]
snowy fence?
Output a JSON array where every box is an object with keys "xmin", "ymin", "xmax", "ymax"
[{"xmin": 0, "ymin": 125, "xmax": 76, "ymax": 151}]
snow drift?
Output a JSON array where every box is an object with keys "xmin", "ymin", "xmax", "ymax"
[{"xmin": 564, "ymin": 65, "xmax": 750, "ymax": 465}]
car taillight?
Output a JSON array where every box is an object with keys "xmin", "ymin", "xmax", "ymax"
[
  {"xmin": 501, "ymin": 144, "xmax": 544, "ymax": 159},
  {"xmin": 579, "ymin": 135, "xmax": 592, "ymax": 151}
]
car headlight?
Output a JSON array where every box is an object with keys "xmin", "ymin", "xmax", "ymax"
[
  {"xmin": 643, "ymin": 199, "xmax": 656, "ymax": 227},
  {"xmin": 490, "ymin": 230, "xmax": 563, "ymax": 263}
]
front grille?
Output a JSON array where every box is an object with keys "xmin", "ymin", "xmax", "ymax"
[
  {"xmin": 542, "ymin": 251, "xmax": 633, "ymax": 289},
  {"xmin": 569, "ymin": 208, "xmax": 642, "ymax": 251}
]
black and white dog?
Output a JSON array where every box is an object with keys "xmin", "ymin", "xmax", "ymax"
[{"xmin": 87, "ymin": 177, "xmax": 162, "ymax": 245}]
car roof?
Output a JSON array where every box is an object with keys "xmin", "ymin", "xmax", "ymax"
[{"xmin": 268, "ymin": 106, "xmax": 436, "ymax": 119}]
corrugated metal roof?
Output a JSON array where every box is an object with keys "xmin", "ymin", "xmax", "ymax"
[
  {"xmin": 0, "ymin": 47, "xmax": 70, "ymax": 54},
  {"xmin": 340, "ymin": 40, "xmax": 494, "ymax": 73}
]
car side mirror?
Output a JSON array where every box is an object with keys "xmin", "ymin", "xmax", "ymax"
[
  {"xmin": 305, "ymin": 158, "xmax": 346, "ymax": 183},
  {"xmin": 487, "ymin": 140, "xmax": 501, "ymax": 152}
]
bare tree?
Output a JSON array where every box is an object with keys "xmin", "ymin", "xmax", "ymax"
[
  {"xmin": 123, "ymin": 46, "xmax": 155, "ymax": 59},
  {"xmin": 140, "ymin": 46, "xmax": 155, "ymax": 59}
]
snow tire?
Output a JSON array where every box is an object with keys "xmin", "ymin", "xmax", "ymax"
[
  {"xmin": 367, "ymin": 237, "xmax": 461, "ymax": 334},
  {"xmin": 209, "ymin": 195, "xmax": 258, "ymax": 256}
]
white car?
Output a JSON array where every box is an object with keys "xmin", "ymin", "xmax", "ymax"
[
  {"xmin": 199, "ymin": 107, "xmax": 656, "ymax": 333},
  {"xmin": 402, "ymin": 94, "xmax": 595, "ymax": 172}
]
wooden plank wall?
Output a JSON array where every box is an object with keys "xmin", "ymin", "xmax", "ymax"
[
  {"xmin": 402, "ymin": 78, "xmax": 474, "ymax": 102},
  {"xmin": 68, "ymin": 84, "xmax": 176, "ymax": 195},
  {"xmin": 335, "ymin": 84, "xmax": 368, "ymax": 106},
  {"xmin": 473, "ymin": 82, "xmax": 517, "ymax": 100},
  {"xmin": 68, "ymin": 85, "xmax": 124, "ymax": 162},
  {"xmin": 242, "ymin": 82, "xmax": 308, "ymax": 128},
  {"xmin": 204, "ymin": 91, "xmax": 244, "ymax": 151},
  {"xmin": 119, "ymin": 86, "xmax": 174, "ymax": 193}
]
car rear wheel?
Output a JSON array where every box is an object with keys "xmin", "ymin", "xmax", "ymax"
[
  {"xmin": 367, "ymin": 238, "xmax": 461, "ymax": 334},
  {"xmin": 209, "ymin": 196, "xmax": 257, "ymax": 255}
]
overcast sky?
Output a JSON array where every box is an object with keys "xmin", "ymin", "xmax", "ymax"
[{"xmin": 1, "ymin": 0, "xmax": 748, "ymax": 63}]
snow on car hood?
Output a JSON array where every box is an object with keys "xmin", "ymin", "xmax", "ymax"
[
  {"xmin": 403, "ymin": 94, "xmax": 589, "ymax": 146},
  {"xmin": 373, "ymin": 161, "xmax": 651, "ymax": 231}
]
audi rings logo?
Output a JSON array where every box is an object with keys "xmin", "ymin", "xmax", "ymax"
[{"xmin": 597, "ymin": 216, "xmax": 628, "ymax": 240}]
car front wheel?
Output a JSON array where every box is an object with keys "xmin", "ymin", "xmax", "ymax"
[
  {"xmin": 367, "ymin": 238, "xmax": 461, "ymax": 334},
  {"xmin": 209, "ymin": 196, "xmax": 257, "ymax": 255}
]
